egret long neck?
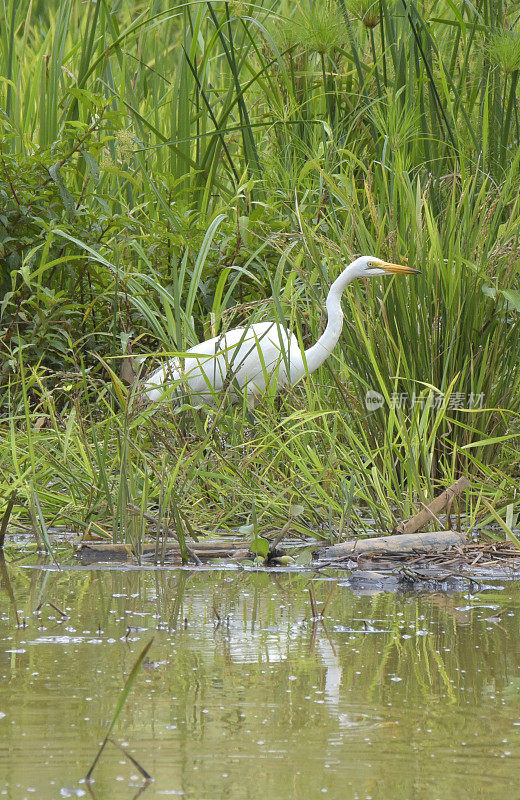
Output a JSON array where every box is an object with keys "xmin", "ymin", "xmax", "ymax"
[{"xmin": 303, "ymin": 267, "xmax": 355, "ymax": 374}]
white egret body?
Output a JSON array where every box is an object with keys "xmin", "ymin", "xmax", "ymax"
[{"xmin": 143, "ymin": 256, "xmax": 418, "ymax": 405}]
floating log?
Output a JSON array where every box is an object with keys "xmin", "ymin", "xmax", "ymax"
[
  {"xmin": 313, "ymin": 530, "xmax": 468, "ymax": 562},
  {"xmin": 78, "ymin": 540, "xmax": 245, "ymax": 562},
  {"xmin": 393, "ymin": 476, "xmax": 471, "ymax": 536}
]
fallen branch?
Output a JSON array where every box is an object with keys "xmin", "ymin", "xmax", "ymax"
[
  {"xmin": 78, "ymin": 540, "xmax": 244, "ymax": 562},
  {"xmin": 268, "ymin": 520, "xmax": 293, "ymax": 555},
  {"xmin": 393, "ymin": 477, "xmax": 471, "ymax": 536},
  {"xmin": 313, "ymin": 530, "xmax": 468, "ymax": 561}
]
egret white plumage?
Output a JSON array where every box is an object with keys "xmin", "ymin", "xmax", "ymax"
[{"xmin": 142, "ymin": 256, "xmax": 419, "ymax": 405}]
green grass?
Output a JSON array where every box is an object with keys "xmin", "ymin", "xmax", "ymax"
[{"xmin": 0, "ymin": 0, "xmax": 519, "ymax": 546}]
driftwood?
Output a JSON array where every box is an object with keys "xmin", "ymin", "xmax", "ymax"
[
  {"xmin": 393, "ymin": 476, "xmax": 471, "ymax": 536},
  {"xmin": 313, "ymin": 530, "xmax": 468, "ymax": 562},
  {"xmin": 78, "ymin": 540, "xmax": 245, "ymax": 562},
  {"xmin": 352, "ymin": 541, "xmax": 520, "ymax": 581}
]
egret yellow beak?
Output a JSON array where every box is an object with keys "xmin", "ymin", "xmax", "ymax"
[{"xmin": 381, "ymin": 262, "xmax": 420, "ymax": 274}]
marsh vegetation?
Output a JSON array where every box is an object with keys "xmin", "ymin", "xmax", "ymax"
[{"xmin": 1, "ymin": 0, "xmax": 519, "ymax": 546}]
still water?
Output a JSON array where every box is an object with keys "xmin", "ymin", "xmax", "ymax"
[{"xmin": 1, "ymin": 561, "xmax": 519, "ymax": 799}]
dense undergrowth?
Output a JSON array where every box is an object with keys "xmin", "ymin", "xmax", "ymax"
[{"xmin": 0, "ymin": 0, "xmax": 519, "ymax": 548}]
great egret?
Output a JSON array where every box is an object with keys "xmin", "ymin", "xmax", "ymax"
[{"xmin": 142, "ymin": 255, "xmax": 419, "ymax": 405}]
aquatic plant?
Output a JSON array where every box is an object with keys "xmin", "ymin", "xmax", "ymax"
[{"xmin": 486, "ymin": 28, "xmax": 520, "ymax": 74}]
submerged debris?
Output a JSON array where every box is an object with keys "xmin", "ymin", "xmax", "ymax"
[
  {"xmin": 352, "ymin": 541, "xmax": 520, "ymax": 579},
  {"xmin": 342, "ymin": 569, "xmax": 475, "ymax": 594}
]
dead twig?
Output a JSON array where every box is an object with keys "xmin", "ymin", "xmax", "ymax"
[
  {"xmin": 393, "ymin": 476, "xmax": 471, "ymax": 535},
  {"xmin": 0, "ymin": 492, "xmax": 17, "ymax": 550},
  {"xmin": 268, "ymin": 520, "xmax": 292, "ymax": 555}
]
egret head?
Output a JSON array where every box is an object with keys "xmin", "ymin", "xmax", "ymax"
[{"xmin": 352, "ymin": 255, "xmax": 420, "ymax": 277}]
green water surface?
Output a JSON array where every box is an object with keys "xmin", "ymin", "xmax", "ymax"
[{"xmin": 0, "ymin": 562, "xmax": 519, "ymax": 800}]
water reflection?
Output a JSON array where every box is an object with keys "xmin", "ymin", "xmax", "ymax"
[{"xmin": 0, "ymin": 563, "xmax": 520, "ymax": 799}]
